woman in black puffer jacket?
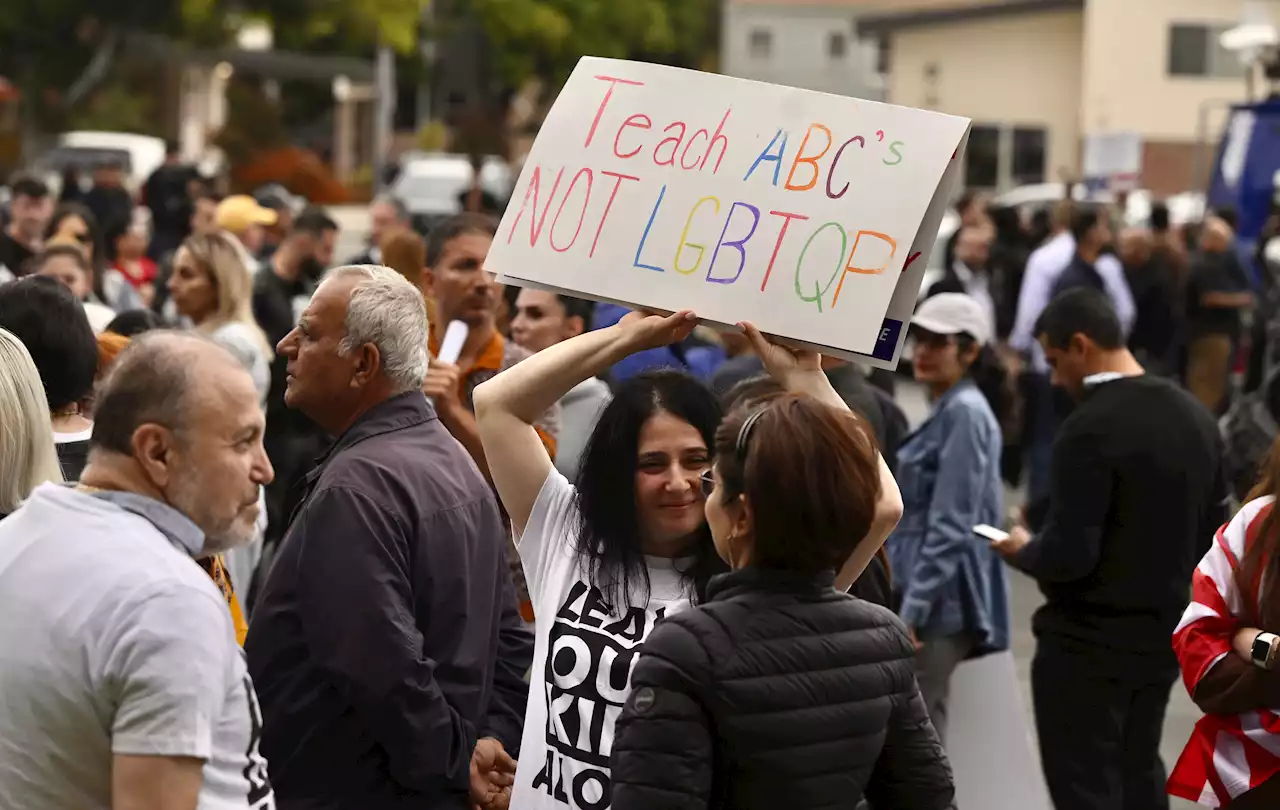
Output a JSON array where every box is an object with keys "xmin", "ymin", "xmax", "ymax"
[
  {"xmin": 720, "ymin": 372, "xmax": 894, "ymax": 608},
  {"xmin": 610, "ymin": 323, "xmax": 955, "ymax": 810}
]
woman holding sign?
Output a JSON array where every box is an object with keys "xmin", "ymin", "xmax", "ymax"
[{"xmin": 473, "ymin": 310, "xmax": 903, "ymax": 810}]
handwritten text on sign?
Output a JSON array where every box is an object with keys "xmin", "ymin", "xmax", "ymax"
[{"xmin": 488, "ymin": 58, "xmax": 969, "ymax": 356}]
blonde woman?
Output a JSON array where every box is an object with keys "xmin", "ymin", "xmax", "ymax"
[
  {"xmin": 0, "ymin": 327, "xmax": 63, "ymax": 518},
  {"xmin": 167, "ymin": 231, "xmax": 271, "ymax": 613},
  {"xmin": 167, "ymin": 232, "xmax": 272, "ymax": 407}
]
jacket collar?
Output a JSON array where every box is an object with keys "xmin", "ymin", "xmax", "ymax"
[
  {"xmin": 1083, "ymin": 371, "xmax": 1126, "ymax": 388},
  {"xmin": 70, "ymin": 485, "xmax": 205, "ymax": 558},
  {"xmin": 1079, "ymin": 370, "xmax": 1143, "ymax": 403},
  {"xmin": 304, "ymin": 392, "xmax": 435, "ymax": 489},
  {"xmin": 899, "ymin": 378, "xmax": 978, "ymax": 445},
  {"xmin": 706, "ymin": 566, "xmax": 837, "ymax": 602}
]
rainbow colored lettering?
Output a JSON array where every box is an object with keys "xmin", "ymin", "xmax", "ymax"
[{"xmin": 504, "ymin": 73, "xmax": 937, "ymax": 313}]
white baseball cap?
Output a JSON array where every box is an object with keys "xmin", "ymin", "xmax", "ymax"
[{"xmin": 911, "ymin": 293, "xmax": 991, "ymax": 346}]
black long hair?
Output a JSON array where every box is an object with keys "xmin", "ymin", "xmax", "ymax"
[
  {"xmin": 573, "ymin": 369, "xmax": 725, "ymax": 610},
  {"xmin": 958, "ymin": 334, "xmax": 1012, "ymax": 425}
]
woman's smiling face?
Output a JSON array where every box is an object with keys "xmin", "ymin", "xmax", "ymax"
[{"xmin": 633, "ymin": 410, "xmax": 710, "ymax": 554}]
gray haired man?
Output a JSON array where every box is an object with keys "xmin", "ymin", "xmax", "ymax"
[
  {"xmin": 0, "ymin": 332, "xmax": 275, "ymax": 809},
  {"xmin": 245, "ymin": 265, "xmax": 533, "ymax": 810}
]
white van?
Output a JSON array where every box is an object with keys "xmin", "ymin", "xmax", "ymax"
[
  {"xmin": 391, "ymin": 153, "xmax": 513, "ymax": 225},
  {"xmin": 36, "ymin": 132, "xmax": 167, "ymax": 195}
]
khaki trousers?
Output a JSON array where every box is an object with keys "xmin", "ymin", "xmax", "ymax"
[{"xmin": 1186, "ymin": 334, "xmax": 1233, "ymax": 414}]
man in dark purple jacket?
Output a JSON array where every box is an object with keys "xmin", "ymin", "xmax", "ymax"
[{"xmin": 246, "ymin": 265, "xmax": 533, "ymax": 810}]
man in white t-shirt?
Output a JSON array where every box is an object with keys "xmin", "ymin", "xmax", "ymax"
[{"xmin": 0, "ymin": 331, "xmax": 276, "ymax": 809}]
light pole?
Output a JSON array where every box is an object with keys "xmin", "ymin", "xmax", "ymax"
[
  {"xmin": 373, "ymin": 44, "xmax": 396, "ymax": 193},
  {"xmin": 417, "ymin": 0, "xmax": 436, "ymax": 130}
]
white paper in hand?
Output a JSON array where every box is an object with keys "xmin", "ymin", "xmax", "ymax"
[{"xmin": 436, "ymin": 320, "xmax": 469, "ymax": 366}]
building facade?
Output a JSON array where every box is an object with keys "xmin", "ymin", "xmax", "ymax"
[
  {"xmin": 859, "ymin": 0, "xmax": 1262, "ymax": 195},
  {"xmin": 721, "ymin": 0, "xmax": 1268, "ymax": 194},
  {"xmin": 1082, "ymin": 0, "xmax": 1249, "ymax": 193},
  {"xmin": 721, "ymin": 0, "xmax": 891, "ymax": 100},
  {"xmin": 865, "ymin": 2, "xmax": 1083, "ymax": 192}
]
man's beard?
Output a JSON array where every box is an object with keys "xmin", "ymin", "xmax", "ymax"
[
  {"xmin": 167, "ymin": 469, "xmax": 258, "ymax": 557},
  {"xmin": 298, "ymin": 256, "xmax": 326, "ymax": 282}
]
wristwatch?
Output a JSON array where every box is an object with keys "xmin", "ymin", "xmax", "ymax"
[{"xmin": 1251, "ymin": 631, "xmax": 1279, "ymax": 670}]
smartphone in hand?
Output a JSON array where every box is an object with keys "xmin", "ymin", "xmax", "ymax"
[{"xmin": 973, "ymin": 524, "xmax": 1010, "ymax": 543}]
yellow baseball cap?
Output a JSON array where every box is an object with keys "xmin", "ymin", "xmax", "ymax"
[{"xmin": 215, "ymin": 195, "xmax": 278, "ymax": 233}]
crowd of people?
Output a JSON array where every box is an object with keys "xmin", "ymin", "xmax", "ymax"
[{"xmin": 0, "ymin": 149, "xmax": 1277, "ymax": 810}]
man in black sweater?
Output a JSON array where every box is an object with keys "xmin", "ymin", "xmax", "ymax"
[{"xmin": 992, "ymin": 289, "xmax": 1227, "ymax": 810}]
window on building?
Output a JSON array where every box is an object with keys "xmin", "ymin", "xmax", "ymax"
[
  {"xmin": 1207, "ymin": 28, "xmax": 1241, "ymax": 78},
  {"xmin": 827, "ymin": 32, "xmax": 847, "ymax": 59},
  {"xmin": 875, "ymin": 34, "xmax": 891, "ymax": 74},
  {"xmin": 1169, "ymin": 24, "xmax": 1239, "ymax": 78},
  {"xmin": 824, "ymin": 32, "xmax": 844, "ymax": 59},
  {"xmin": 749, "ymin": 29, "xmax": 772, "ymax": 59},
  {"xmin": 965, "ymin": 125, "xmax": 1000, "ymax": 189},
  {"xmin": 1011, "ymin": 128, "xmax": 1047, "ymax": 185}
]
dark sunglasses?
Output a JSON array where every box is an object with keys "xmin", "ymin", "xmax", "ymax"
[
  {"xmin": 699, "ymin": 470, "xmax": 716, "ymax": 498},
  {"xmin": 910, "ymin": 328, "xmax": 955, "ymax": 350}
]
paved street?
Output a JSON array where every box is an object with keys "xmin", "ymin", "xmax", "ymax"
[
  {"xmin": 330, "ymin": 205, "xmax": 1202, "ymax": 808},
  {"xmin": 895, "ymin": 381, "xmax": 1200, "ymax": 810}
]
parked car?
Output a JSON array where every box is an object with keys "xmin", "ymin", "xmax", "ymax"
[
  {"xmin": 993, "ymin": 182, "xmax": 1205, "ymax": 227},
  {"xmin": 253, "ymin": 183, "xmax": 307, "ymax": 215},
  {"xmin": 33, "ymin": 131, "xmax": 223, "ymax": 198},
  {"xmin": 391, "ymin": 152, "xmax": 513, "ymax": 233}
]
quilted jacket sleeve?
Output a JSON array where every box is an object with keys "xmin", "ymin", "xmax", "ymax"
[
  {"xmin": 610, "ymin": 617, "xmax": 715, "ymax": 810},
  {"xmin": 864, "ymin": 686, "xmax": 956, "ymax": 810}
]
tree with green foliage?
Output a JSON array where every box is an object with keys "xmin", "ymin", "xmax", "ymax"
[
  {"xmin": 468, "ymin": 0, "xmax": 718, "ymax": 89},
  {"xmin": 0, "ymin": 0, "xmax": 719, "ymax": 158},
  {"xmin": 0, "ymin": 0, "xmax": 423, "ymax": 135},
  {"xmin": 438, "ymin": 0, "xmax": 718, "ymax": 160},
  {"xmin": 258, "ymin": 0, "xmax": 422, "ymax": 55}
]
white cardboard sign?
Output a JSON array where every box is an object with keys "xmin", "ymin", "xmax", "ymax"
[
  {"xmin": 487, "ymin": 57, "xmax": 970, "ymax": 368},
  {"xmin": 1084, "ymin": 131, "xmax": 1143, "ymax": 191}
]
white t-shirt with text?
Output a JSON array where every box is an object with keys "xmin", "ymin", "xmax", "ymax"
[
  {"xmin": 511, "ymin": 470, "xmax": 694, "ymax": 810},
  {"xmin": 0, "ymin": 484, "xmax": 274, "ymax": 809}
]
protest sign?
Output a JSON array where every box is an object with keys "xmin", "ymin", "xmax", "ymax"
[{"xmin": 487, "ymin": 57, "xmax": 970, "ymax": 367}]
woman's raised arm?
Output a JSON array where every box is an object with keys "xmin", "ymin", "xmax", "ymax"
[
  {"xmin": 474, "ymin": 309, "xmax": 697, "ymax": 535},
  {"xmin": 740, "ymin": 321, "xmax": 904, "ymax": 590}
]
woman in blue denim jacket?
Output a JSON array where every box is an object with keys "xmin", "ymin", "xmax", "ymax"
[{"xmin": 887, "ymin": 293, "xmax": 1012, "ymax": 743}]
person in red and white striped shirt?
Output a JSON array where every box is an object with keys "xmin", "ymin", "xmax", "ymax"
[{"xmin": 1170, "ymin": 441, "xmax": 1280, "ymax": 808}]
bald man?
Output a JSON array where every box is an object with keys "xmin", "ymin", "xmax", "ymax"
[
  {"xmin": 1185, "ymin": 217, "xmax": 1253, "ymax": 413},
  {"xmin": 0, "ymin": 331, "xmax": 275, "ymax": 809}
]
